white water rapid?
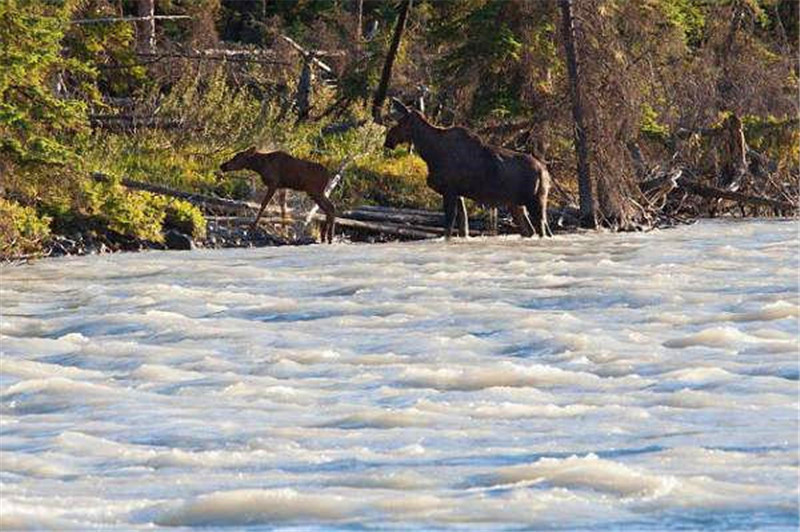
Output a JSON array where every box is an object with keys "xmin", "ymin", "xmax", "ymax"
[{"xmin": 1, "ymin": 219, "xmax": 798, "ymax": 530}]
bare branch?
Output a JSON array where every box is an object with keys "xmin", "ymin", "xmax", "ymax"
[{"xmin": 71, "ymin": 15, "xmax": 191, "ymax": 25}]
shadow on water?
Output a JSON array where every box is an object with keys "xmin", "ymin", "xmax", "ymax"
[
  {"xmin": 519, "ymin": 293, "xmax": 662, "ymax": 312},
  {"xmin": 273, "ymin": 445, "xmax": 668, "ymax": 479},
  {"xmin": 594, "ymin": 510, "xmax": 799, "ymax": 532}
]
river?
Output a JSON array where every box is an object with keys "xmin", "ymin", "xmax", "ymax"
[{"xmin": 1, "ymin": 219, "xmax": 798, "ymax": 530}]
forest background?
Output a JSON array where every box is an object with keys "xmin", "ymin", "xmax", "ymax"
[{"xmin": 1, "ymin": 0, "xmax": 797, "ymax": 258}]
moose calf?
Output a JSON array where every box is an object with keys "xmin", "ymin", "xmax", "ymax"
[{"xmin": 220, "ymin": 147, "xmax": 336, "ymax": 243}]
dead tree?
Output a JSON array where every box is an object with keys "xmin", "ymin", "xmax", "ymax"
[
  {"xmin": 372, "ymin": 0, "xmax": 413, "ymax": 122},
  {"xmin": 559, "ymin": 0, "xmax": 596, "ymax": 229},
  {"xmin": 719, "ymin": 113, "xmax": 748, "ymax": 191},
  {"xmin": 295, "ymin": 54, "xmax": 314, "ymax": 122},
  {"xmin": 356, "ymin": 0, "xmax": 364, "ymax": 41},
  {"xmin": 137, "ymin": 0, "xmax": 156, "ymax": 53}
]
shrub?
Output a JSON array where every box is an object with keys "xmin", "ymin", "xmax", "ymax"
[
  {"xmin": 0, "ymin": 198, "xmax": 51, "ymax": 258},
  {"xmin": 80, "ymin": 177, "xmax": 165, "ymax": 243},
  {"xmin": 163, "ymin": 200, "xmax": 207, "ymax": 239},
  {"xmin": 337, "ymin": 151, "xmax": 438, "ymax": 210}
]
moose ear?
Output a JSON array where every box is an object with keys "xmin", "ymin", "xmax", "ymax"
[{"xmin": 391, "ymin": 97, "xmax": 410, "ymax": 116}]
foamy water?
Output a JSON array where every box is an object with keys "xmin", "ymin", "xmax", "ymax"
[{"xmin": 1, "ymin": 219, "xmax": 798, "ymax": 530}]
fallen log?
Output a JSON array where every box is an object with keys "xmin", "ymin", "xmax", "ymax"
[
  {"xmin": 342, "ymin": 207, "xmax": 442, "ymax": 226},
  {"xmin": 279, "ymin": 35, "xmax": 339, "ymax": 75},
  {"xmin": 206, "ymin": 213, "xmax": 440, "ymax": 240},
  {"xmin": 206, "ymin": 215, "xmax": 293, "ymax": 225},
  {"xmin": 676, "ymin": 177, "xmax": 796, "ymax": 213},
  {"xmin": 71, "ymin": 15, "xmax": 191, "ymax": 25},
  {"xmin": 92, "ymin": 173, "xmax": 260, "ymax": 214},
  {"xmin": 348, "ymin": 204, "xmax": 566, "ymax": 234},
  {"xmin": 133, "ymin": 51, "xmax": 291, "ymax": 66},
  {"xmin": 640, "ymin": 171, "xmax": 681, "ymax": 195},
  {"xmin": 354, "ymin": 205, "xmax": 444, "ymax": 218},
  {"xmin": 327, "ymin": 217, "xmax": 440, "ymax": 239},
  {"xmin": 99, "ymin": 172, "xmax": 573, "ymax": 239},
  {"xmin": 343, "ymin": 206, "xmax": 498, "ymax": 235},
  {"xmin": 639, "ymin": 169, "xmax": 796, "ymax": 215}
]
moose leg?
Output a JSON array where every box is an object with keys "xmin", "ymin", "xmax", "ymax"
[
  {"xmin": 526, "ymin": 199, "xmax": 545, "ymax": 238},
  {"xmin": 488, "ymin": 207, "xmax": 498, "ymax": 236},
  {"xmin": 443, "ymin": 193, "xmax": 459, "ymax": 239},
  {"xmin": 456, "ymin": 197, "xmax": 469, "ymax": 237},
  {"xmin": 252, "ymin": 186, "xmax": 277, "ymax": 232},
  {"xmin": 277, "ymin": 189, "xmax": 287, "ymax": 220},
  {"xmin": 541, "ymin": 192, "xmax": 553, "ymax": 237},
  {"xmin": 311, "ymin": 193, "xmax": 336, "ymax": 244},
  {"xmin": 511, "ymin": 205, "xmax": 534, "ymax": 237}
]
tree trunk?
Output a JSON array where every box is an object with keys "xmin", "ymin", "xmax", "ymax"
[
  {"xmin": 559, "ymin": 0, "xmax": 596, "ymax": 229},
  {"xmin": 295, "ymin": 57, "xmax": 314, "ymax": 122},
  {"xmin": 356, "ymin": 0, "xmax": 363, "ymax": 41},
  {"xmin": 719, "ymin": 113, "xmax": 747, "ymax": 191},
  {"xmin": 137, "ymin": 0, "xmax": 156, "ymax": 53},
  {"xmin": 372, "ymin": 0, "xmax": 412, "ymax": 122}
]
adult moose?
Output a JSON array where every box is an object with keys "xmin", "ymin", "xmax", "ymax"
[
  {"xmin": 220, "ymin": 148, "xmax": 337, "ymax": 243},
  {"xmin": 384, "ymin": 100, "xmax": 552, "ymax": 238}
]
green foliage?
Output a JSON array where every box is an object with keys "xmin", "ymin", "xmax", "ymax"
[
  {"xmin": 213, "ymin": 176, "xmax": 254, "ymax": 201},
  {"xmin": 742, "ymin": 114, "xmax": 800, "ymax": 172},
  {"xmin": 163, "ymin": 200, "xmax": 207, "ymax": 240},
  {"xmin": 640, "ymin": 103, "xmax": 670, "ymax": 141},
  {"xmin": 338, "ymin": 151, "xmax": 438, "ymax": 210},
  {"xmin": 0, "ymin": 1, "xmax": 92, "ymax": 166},
  {"xmin": 0, "ymin": 197, "xmax": 51, "ymax": 258},
  {"xmin": 158, "ymin": 67, "xmax": 270, "ymax": 151},
  {"xmin": 429, "ymin": 0, "xmax": 559, "ymax": 120},
  {"xmin": 62, "ymin": 5, "xmax": 144, "ymax": 97},
  {"xmin": 84, "ymin": 131, "xmax": 218, "ymax": 192},
  {"xmin": 431, "ymin": 0, "xmax": 524, "ymax": 118},
  {"xmin": 655, "ymin": 0, "xmax": 706, "ymax": 47},
  {"xmin": 81, "ymin": 177, "xmax": 165, "ymax": 242}
]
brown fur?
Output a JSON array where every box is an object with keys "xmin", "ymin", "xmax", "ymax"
[
  {"xmin": 385, "ymin": 103, "xmax": 552, "ymax": 238},
  {"xmin": 220, "ymin": 148, "xmax": 336, "ymax": 243}
]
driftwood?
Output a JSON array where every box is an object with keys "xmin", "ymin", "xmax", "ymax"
[
  {"xmin": 99, "ymin": 172, "xmax": 441, "ymax": 239},
  {"xmin": 327, "ymin": 217, "xmax": 440, "ymax": 239},
  {"xmin": 346, "ymin": 205, "xmax": 441, "ymax": 224},
  {"xmin": 341, "ymin": 208, "xmax": 483, "ymax": 237},
  {"xmin": 640, "ymin": 170, "xmax": 682, "ymax": 196},
  {"xmin": 133, "ymin": 51, "xmax": 291, "ymax": 66},
  {"xmin": 639, "ymin": 170, "xmax": 796, "ymax": 214},
  {"xmin": 208, "ymin": 213, "xmax": 440, "ymax": 240},
  {"xmin": 71, "ymin": 15, "xmax": 191, "ymax": 25},
  {"xmin": 97, "ymin": 172, "xmax": 577, "ymax": 242},
  {"xmin": 674, "ymin": 117, "xmax": 799, "ymax": 140},
  {"xmin": 678, "ymin": 178, "xmax": 795, "ymax": 213},
  {"xmin": 280, "ymin": 35, "xmax": 340, "ymax": 74},
  {"xmin": 343, "ymin": 205, "xmax": 571, "ymax": 236},
  {"xmin": 92, "ymin": 173, "xmax": 260, "ymax": 214},
  {"xmin": 206, "ymin": 215, "xmax": 290, "ymax": 224}
]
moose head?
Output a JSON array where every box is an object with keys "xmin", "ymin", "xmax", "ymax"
[
  {"xmin": 384, "ymin": 98, "xmax": 414, "ymax": 150},
  {"xmin": 220, "ymin": 146, "xmax": 258, "ymax": 172}
]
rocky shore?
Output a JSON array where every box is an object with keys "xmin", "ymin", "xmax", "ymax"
[{"xmin": 35, "ymin": 221, "xmax": 312, "ymax": 260}]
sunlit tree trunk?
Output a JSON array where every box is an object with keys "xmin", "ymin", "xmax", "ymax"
[
  {"xmin": 559, "ymin": 0, "xmax": 596, "ymax": 229},
  {"xmin": 372, "ymin": 0, "xmax": 412, "ymax": 122},
  {"xmin": 137, "ymin": 0, "xmax": 156, "ymax": 53},
  {"xmin": 356, "ymin": 0, "xmax": 363, "ymax": 41}
]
